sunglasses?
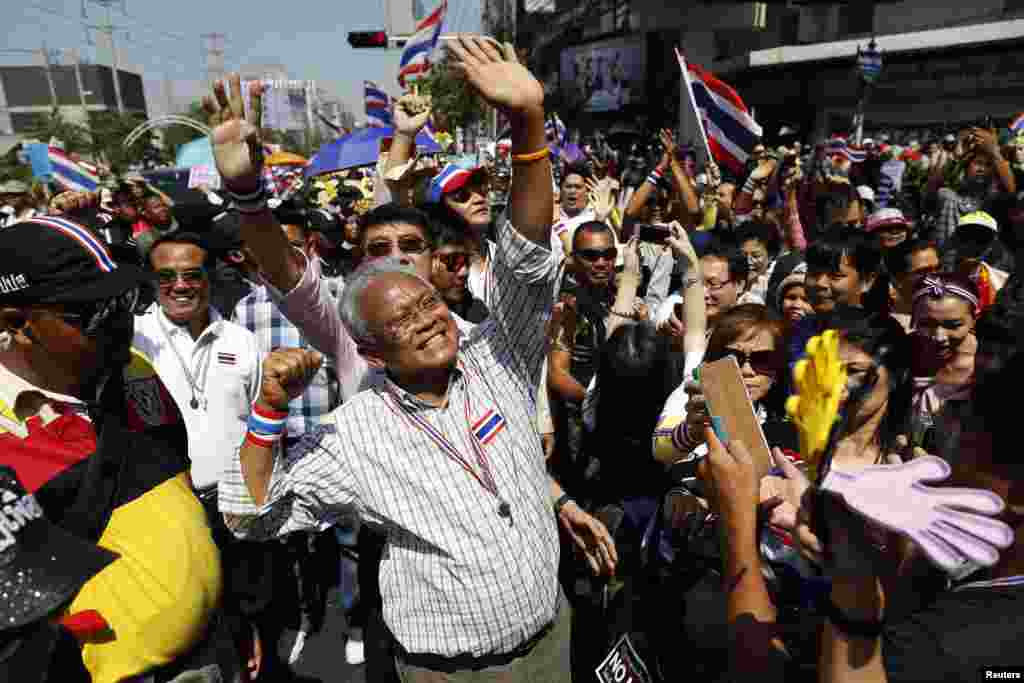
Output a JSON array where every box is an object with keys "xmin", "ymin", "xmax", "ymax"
[
  {"xmin": 155, "ymin": 268, "xmax": 207, "ymax": 288},
  {"xmin": 437, "ymin": 252, "xmax": 470, "ymax": 272},
  {"xmin": 365, "ymin": 237, "xmax": 430, "ymax": 259},
  {"xmin": 449, "ymin": 182, "xmax": 489, "ymax": 204},
  {"xmin": 44, "ymin": 286, "xmax": 150, "ymax": 336},
  {"xmin": 576, "ymin": 247, "xmax": 617, "ymax": 262},
  {"xmin": 707, "ymin": 348, "xmax": 783, "ymax": 375}
]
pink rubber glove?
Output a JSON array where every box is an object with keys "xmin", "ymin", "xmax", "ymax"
[{"xmin": 821, "ymin": 456, "xmax": 1014, "ymax": 574}]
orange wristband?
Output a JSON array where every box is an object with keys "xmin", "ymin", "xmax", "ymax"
[{"xmin": 511, "ymin": 148, "xmax": 550, "ymax": 164}]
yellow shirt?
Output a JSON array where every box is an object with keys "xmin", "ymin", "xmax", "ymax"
[{"xmin": 0, "ymin": 350, "xmax": 222, "ymax": 683}]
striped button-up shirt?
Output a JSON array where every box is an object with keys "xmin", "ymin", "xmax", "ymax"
[
  {"xmin": 233, "ymin": 284, "xmax": 341, "ymax": 439},
  {"xmin": 220, "ymin": 221, "xmax": 563, "ymax": 657}
]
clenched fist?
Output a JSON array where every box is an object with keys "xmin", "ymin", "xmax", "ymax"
[{"xmin": 259, "ymin": 348, "xmax": 324, "ymax": 412}]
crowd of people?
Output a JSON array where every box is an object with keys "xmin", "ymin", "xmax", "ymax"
[{"xmin": 2, "ymin": 33, "xmax": 1023, "ymax": 683}]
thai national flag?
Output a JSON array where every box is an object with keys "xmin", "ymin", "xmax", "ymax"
[
  {"xmin": 676, "ymin": 48, "xmax": 762, "ymax": 176},
  {"xmin": 48, "ymin": 147, "xmax": 99, "ymax": 192},
  {"xmin": 364, "ymin": 81, "xmax": 393, "ymax": 128},
  {"xmin": 825, "ymin": 136, "xmax": 867, "ymax": 164},
  {"xmin": 398, "ymin": 0, "xmax": 447, "ymax": 90},
  {"xmin": 1010, "ymin": 112, "xmax": 1024, "ymax": 134}
]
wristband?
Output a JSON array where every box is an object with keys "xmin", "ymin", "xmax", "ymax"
[
  {"xmin": 554, "ymin": 493, "xmax": 574, "ymax": 517},
  {"xmin": 609, "ymin": 309, "xmax": 634, "ymax": 319},
  {"xmin": 647, "ymin": 169, "xmax": 664, "ymax": 186},
  {"xmin": 228, "ymin": 183, "xmax": 268, "ymax": 214},
  {"xmin": 511, "ymin": 148, "xmax": 550, "ymax": 164},
  {"xmin": 822, "ymin": 598, "xmax": 884, "ymax": 639},
  {"xmin": 246, "ymin": 404, "xmax": 288, "ymax": 446}
]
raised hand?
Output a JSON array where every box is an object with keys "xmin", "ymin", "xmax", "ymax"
[
  {"xmin": 586, "ymin": 177, "xmax": 614, "ymax": 223},
  {"xmin": 659, "ymin": 128, "xmax": 677, "ymax": 159},
  {"xmin": 821, "ymin": 455, "xmax": 1014, "ymax": 573},
  {"xmin": 393, "ymin": 93, "xmax": 433, "ymax": 138},
  {"xmin": 748, "ymin": 157, "xmax": 778, "ymax": 182},
  {"xmin": 446, "ymin": 35, "xmax": 543, "ymax": 116},
  {"xmin": 699, "ymin": 427, "xmax": 760, "ymax": 530},
  {"xmin": 704, "ymin": 160, "xmax": 722, "ymax": 190},
  {"xmin": 620, "ymin": 235, "xmax": 642, "ymax": 281},
  {"xmin": 666, "ymin": 221, "xmax": 698, "ymax": 268},
  {"xmin": 259, "ymin": 348, "xmax": 324, "ymax": 412},
  {"xmin": 202, "ymin": 74, "xmax": 264, "ymax": 193}
]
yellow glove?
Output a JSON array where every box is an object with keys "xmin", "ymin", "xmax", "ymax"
[{"xmin": 785, "ymin": 329, "xmax": 846, "ymax": 482}]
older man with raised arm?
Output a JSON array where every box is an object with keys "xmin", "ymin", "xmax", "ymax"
[{"xmin": 209, "ymin": 37, "xmax": 616, "ymax": 682}]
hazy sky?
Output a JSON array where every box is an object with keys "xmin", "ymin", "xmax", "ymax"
[{"xmin": 6, "ymin": 0, "xmax": 480, "ymax": 118}]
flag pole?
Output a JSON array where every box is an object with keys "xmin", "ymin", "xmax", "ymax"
[{"xmin": 676, "ymin": 47, "xmax": 713, "ymax": 164}]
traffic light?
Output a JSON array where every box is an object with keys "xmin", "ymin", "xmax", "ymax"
[{"xmin": 348, "ymin": 31, "xmax": 388, "ymax": 48}]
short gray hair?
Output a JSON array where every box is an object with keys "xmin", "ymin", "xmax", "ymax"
[{"xmin": 338, "ymin": 256, "xmax": 432, "ymax": 345}]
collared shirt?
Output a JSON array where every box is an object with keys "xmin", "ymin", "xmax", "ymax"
[
  {"xmin": 233, "ymin": 284, "xmax": 340, "ymax": 438},
  {"xmin": 220, "ymin": 221, "xmax": 563, "ymax": 658},
  {"xmin": 273, "ymin": 252, "xmax": 477, "ymax": 403},
  {"xmin": 133, "ymin": 305, "xmax": 261, "ymax": 488}
]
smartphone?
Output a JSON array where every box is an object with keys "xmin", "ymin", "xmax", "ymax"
[{"xmin": 636, "ymin": 223, "xmax": 670, "ymax": 244}]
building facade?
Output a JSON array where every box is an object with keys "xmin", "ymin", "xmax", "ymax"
[{"xmin": 0, "ymin": 63, "xmax": 147, "ymax": 136}]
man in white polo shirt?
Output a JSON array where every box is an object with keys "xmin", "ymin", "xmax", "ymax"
[{"xmin": 132, "ymin": 231, "xmax": 261, "ymax": 491}]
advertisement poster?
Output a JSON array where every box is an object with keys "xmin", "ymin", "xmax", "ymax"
[{"xmin": 560, "ymin": 36, "xmax": 645, "ymax": 112}]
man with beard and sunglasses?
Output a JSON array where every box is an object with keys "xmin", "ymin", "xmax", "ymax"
[{"xmin": 0, "ymin": 217, "xmax": 247, "ymax": 682}]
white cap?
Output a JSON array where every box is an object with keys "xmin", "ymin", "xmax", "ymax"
[{"xmin": 856, "ymin": 185, "xmax": 875, "ymax": 204}]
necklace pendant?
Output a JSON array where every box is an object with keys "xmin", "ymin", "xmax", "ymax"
[
  {"xmin": 190, "ymin": 397, "xmax": 199, "ymax": 410},
  {"xmin": 498, "ymin": 501, "xmax": 511, "ymax": 518}
]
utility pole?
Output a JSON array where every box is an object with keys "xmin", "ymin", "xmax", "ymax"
[
  {"xmin": 84, "ymin": 0, "xmax": 125, "ymax": 114},
  {"xmin": 39, "ymin": 43, "xmax": 58, "ymax": 110},
  {"xmin": 201, "ymin": 33, "xmax": 227, "ymax": 90}
]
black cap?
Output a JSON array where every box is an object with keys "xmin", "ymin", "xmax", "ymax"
[
  {"xmin": 0, "ymin": 215, "xmax": 150, "ymax": 306},
  {"xmin": 0, "ymin": 465, "xmax": 117, "ymax": 630}
]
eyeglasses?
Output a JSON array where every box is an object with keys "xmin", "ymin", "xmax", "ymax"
[
  {"xmin": 707, "ymin": 348, "xmax": 783, "ymax": 376},
  {"xmin": 365, "ymin": 237, "xmax": 430, "ymax": 259},
  {"xmin": 43, "ymin": 286, "xmax": 149, "ymax": 336},
  {"xmin": 703, "ymin": 278, "xmax": 734, "ymax": 292},
  {"xmin": 576, "ymin": 247, "xmax": 617, "ymax": 263},
  {"xmin": 437, "ymin": 252, "xmax": 470, "ymax": 272},
  {"xmin": 386, "ymin": 291, "xmax": 446, "ymax": 343},
  {"xmin": 449, "ymin": 182, "xmax": 489, "ymax": 204},
  {"xmin": 155, "ymin": 268, "xmax": 206, "ymax": 288}
]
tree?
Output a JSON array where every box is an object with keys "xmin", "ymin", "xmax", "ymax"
[
  {"xmin": 85, "ymin": 111, "xmax": 160, "ymax": 174},
  {"xmin": 160, "ymin": 101, "xmax": 209, "ymax": 161},
  {"xmin": 27, "ymin": 109, "xmax": 90, "ymax": 155},
  {"xmin": 418, "ymin": 57, "xmax": 489, "ymax": 132}
]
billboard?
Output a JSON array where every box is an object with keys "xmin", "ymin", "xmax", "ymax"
[{"xmin": 560, "ymin": 36, "xmax": 645, "ymax": 112}]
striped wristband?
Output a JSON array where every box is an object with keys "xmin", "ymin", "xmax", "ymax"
[
  {"xmin": 647, "ymin": 169, "xmax": 664, "ymax": 186},
  {"xmin": 228, "ymin": 183, "xmax": 268, "ymax": 215},
  {"xmin": 672, "ymin": 422, "xmax": 701, "ymax": 453},
  {"xmin": 246, "ymin": 404, "xmax": 288, "ymax": 448}
]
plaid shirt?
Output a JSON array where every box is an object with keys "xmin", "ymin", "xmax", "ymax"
[
  {"xmin": 233, "ymin": 284, "xmax": 341, "ymax": 439},
  {"xmin": 220, "ymin": 222, "xmax": 563, "ymax": 658}
]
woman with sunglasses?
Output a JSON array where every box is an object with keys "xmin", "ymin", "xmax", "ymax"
[
  {"xmin": 908, "ymin": 273, "xmax": 981, "ymax": 459},
  {"xmin": 654, "ymin": 304, "xmax": 792, "ymax": 469}
]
